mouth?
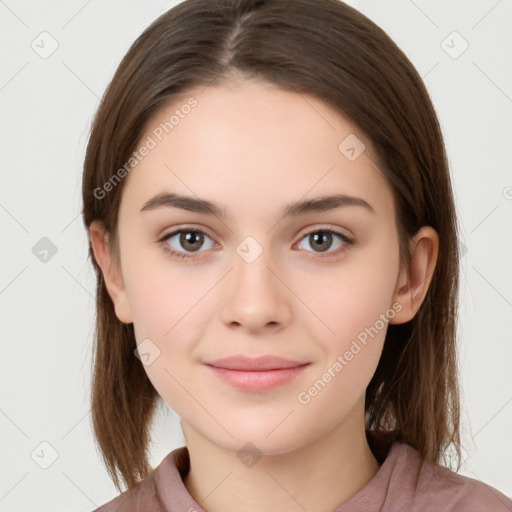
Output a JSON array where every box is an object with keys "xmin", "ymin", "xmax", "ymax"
[
  {"xmin": 204, "ymin": 355, "xmax": 311, "ymax": 392},
  {"xmin": 204, "ymin": 355, "xmax": 309, "ymax": 371}
]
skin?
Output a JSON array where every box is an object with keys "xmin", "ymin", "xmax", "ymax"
[{"xmin": 89, "ymin": 78, "xmax": 438, "ymax": 512}]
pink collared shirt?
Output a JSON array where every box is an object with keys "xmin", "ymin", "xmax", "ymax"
[{"xmin": 93, "ymin": 442, "xmax": 512, "ymax": 512}]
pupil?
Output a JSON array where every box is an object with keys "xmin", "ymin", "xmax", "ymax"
[
  {"xmin": 181, "ymin": 231, "xmax": 203, "ymax": 251},
  {"xmin": 311, "ymin": 232, "xmax": 331, "ymax": 252}
]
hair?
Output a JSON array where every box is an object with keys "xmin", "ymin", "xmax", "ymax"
[{"xmin": 81, "ymin": 0, "xmax": 461, "ymax": 492}]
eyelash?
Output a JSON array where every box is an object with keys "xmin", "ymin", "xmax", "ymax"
[{"xmin": 157, "ymin": 226, "xmax": 354, "ymax": 261}]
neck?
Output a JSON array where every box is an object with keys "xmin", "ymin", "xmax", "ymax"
[{"xmin": 182, "ymin": 406, "xmax": 380, "ymax": 512}]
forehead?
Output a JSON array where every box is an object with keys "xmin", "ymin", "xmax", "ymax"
[{"xmin": 120, "ymin": 79, "xmax": 394, "ymax": 221}]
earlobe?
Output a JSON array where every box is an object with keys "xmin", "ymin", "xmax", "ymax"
[
  {"xmin": 88, "ymin": 220, "xmax": 133, "ymax": 324},
  {"xmin": 389, "ymin": 226, "xmax": 439, "ymax": 325}
]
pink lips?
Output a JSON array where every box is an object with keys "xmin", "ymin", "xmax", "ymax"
[{"xmin": 204, "ymin": 355, "xmax": 310, "ymax": 392}]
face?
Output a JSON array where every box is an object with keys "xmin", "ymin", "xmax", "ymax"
[{"xmin": 100, "ymin": 79, "xmax": 411, "ymax": 455}]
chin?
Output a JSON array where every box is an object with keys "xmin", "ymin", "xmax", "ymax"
[{"xmin": 204, "ymin": 422, "xmax": 311, "ymax": 458}]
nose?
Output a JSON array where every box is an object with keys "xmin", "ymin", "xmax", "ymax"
[{"xmin": 219, "ymin": 244, "xmax": 291, "ymax": 334}]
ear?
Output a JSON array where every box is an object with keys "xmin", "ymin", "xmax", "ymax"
[
  {"xmin": 389, "ymin": 226, "xmax": 439, "ymax": 324},
  {"xmin": 88, "ymin": 220, "xmax": 133, "ymax": 324}
]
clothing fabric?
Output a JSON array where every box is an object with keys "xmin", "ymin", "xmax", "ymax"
[{"xmin": 93, "ymin": 442, "xmax": 512, "ymax": 512}]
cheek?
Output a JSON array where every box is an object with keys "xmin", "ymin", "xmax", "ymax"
[
  {"xmin": 305, "ymin": 243, "xmax": 400, "ymax": 348},
  {"xmin": 121, "ymin": 243, "xmax": 203, "ymax": 337},
  {"xmin": 295, "ymin": 259, "xmax": 399, "ymax": 423},
  {"xmin": 125, "ymin": 267, "xmax": 204, "ymax": 414}
]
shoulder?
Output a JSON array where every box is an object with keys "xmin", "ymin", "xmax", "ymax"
[
  {"xmin": 393, "ymin": 443, "xmax": 512, "ymax": 512},
  {"xmin": 90, "ymin": 470, "xmax": 165, "ymax": 512},
  {"xmin": 90, "ymin": 446, "xmax": 189, "ymax": 512},
  {"xmin": 426, "ymin": 461, "xmax": 512, "ymax": 511}
]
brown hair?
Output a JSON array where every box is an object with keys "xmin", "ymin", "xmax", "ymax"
[{"xmin": 82, "ymin": 0, "xmax": 461, "ymax": 492}]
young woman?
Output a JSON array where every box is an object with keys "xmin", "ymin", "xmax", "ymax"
[{"xmin": 82, "ymin": 0, "xmax": 512, "ymax": 510}]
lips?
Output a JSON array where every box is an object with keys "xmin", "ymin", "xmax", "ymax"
[
  {"xmin": 204, "ymin": 355, "xmax": 308, "ymax": 371},
  {"xmin": 204, "ymin": 355, "xmax": 311, "ymax": 392}
]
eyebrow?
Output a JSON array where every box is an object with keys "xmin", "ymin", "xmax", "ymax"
[{"xmin": 139, "ymin": 192, "xmax": 375, "ymax": 219}]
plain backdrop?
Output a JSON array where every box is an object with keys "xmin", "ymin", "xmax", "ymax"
[{"xmin": 0, "ymin": 0, "xmax": 511, "ymax": 510}]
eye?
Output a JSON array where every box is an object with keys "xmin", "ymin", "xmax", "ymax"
[
  {"xmin": 158, "ymin": 228, "xmax": 217, "ymax": 259},
  {"xmin": 158, "ymin": 226, "xmax": 354, "ymax": 261},
  {"xmin": 295, "ymin": 228, "xmax": 353, "ymax": 257}
]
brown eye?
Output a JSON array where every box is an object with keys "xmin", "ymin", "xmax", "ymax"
[
  {"xmin": 296, "ymin": 229, "xmax": 353, "ymax": 256},
  {"xmin": 178, "ymin": 231, "xmax": 205, "ymax": 252},
  {"xmin": 308, "ymin": 231, "xmax": 334, "ymax": 252},
  {"xmin": 159, "ymin": 228, "xmax": 216, "ymax": 259}
]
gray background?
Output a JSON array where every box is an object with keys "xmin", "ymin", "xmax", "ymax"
[{"xmin": 1, "ymin": 0, "xmax": 511, "ymax": 510}]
